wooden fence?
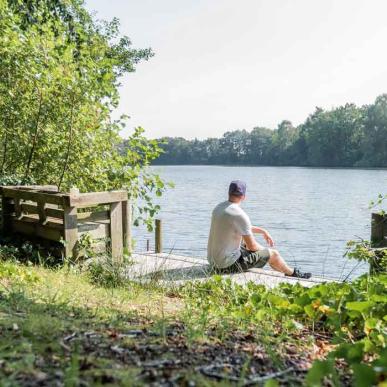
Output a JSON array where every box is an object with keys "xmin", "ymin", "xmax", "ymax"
[{"xmin": 0, "ymin": 185, "xmax": 131, "ymax": 261}]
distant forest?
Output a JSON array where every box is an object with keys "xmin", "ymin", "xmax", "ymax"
[{"xmin": 147, "ymin": 94, "xmax": 387, "ymax": 167}]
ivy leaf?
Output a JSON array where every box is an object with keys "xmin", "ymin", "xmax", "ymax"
[
  {"xmin": 346, "ymin": 301, "xmax": 373, "ymax": 313},
  {"xmin": 306, "ymin": 359, "xmax": 338, "ymax": 387},
  {"xmin": 352, "ymin": 364, "xmax": 376, "ymax": 387}
]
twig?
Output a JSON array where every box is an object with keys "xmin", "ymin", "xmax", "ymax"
[
  {"xmin": 243, "ymin": 367, "xmax": 294, "ymax": 386},
  {"xmin": 63, "ymin": 332, "xmax": 77, "ymax": 342},
  {"xmin": 342, "ymin": 260, "xmax": 364, "ymax": 282},
  {"xmin": 197, "ymin": 364, "xmax": 241, "ymax": 382},
  {"xmin": 313, "ymin": 332, "xmax": 331, "ymax": 340},
  {"xmin": 198, "ymin": 364, "xmax": 294, "ymax": 385}
]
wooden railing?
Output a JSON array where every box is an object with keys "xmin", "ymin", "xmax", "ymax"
[{"xmin": 0, "ymin": 185, "xmax": 131, "ymax": 261}]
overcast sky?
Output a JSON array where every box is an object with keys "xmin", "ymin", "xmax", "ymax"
[{"xmin": 85, "ymin": 0, "xmax": 387, "ymax": 139}]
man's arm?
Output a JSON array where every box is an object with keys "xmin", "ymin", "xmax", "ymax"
[
  {"xmin": 251, "ymin": 226, "xmax": 274, "ymax": 247},
  {"xmin": 242, "ymin": 234, "xmax": 262, "ymax": 252}
]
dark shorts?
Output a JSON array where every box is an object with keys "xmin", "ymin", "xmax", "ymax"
[{"xmin": 217, "ymin": 246, "xmax": 271, "ymax": 274}]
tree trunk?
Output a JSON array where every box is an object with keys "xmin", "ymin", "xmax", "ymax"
[
  {"xmin": 58, "ymin": 94, "xmax": 75, "ymax": 190},
  {"xmin": 24, "ymin": 88, "xmax": 43, "ymax": 180}
]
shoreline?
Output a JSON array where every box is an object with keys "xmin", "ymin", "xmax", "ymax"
[{"xmin": 150, "ymin": 164, "xmax": 387, "ymax": 171}]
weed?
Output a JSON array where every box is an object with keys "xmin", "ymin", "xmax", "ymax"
[{"xmin": 85, "ymin": 258, "xmax": 129, "ymax": 288}]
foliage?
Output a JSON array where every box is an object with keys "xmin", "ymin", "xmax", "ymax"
[
  {"xmin": 370, "ymin": 193, "xmax": 387, "ymax": 215},
  {"xmin": 152, "ymin": 95, "xmax": 387, "ymax": 167},
  {"xmin": 85, "ymin": 258, "xmax": 130, "ymax": 288},
  {"xmin": 0, "ymin": 0, "xmax": 167, "ymax": 229},
  {"xmin": 0, "ymin": 260, "xmax": 40, "ymax": 283},
  {"xmin": 346, "ymin": 239, "xmax": 387, "ymax": 273},
  {"xmin": 345, "ymin": 193, "xmax": 387, "ymax": 274},
  {"xmin": 182, "ymin": 274, "xmax": 387, "ymax": 386}
]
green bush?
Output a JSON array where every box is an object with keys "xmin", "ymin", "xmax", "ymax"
[
  {"xmin": 86, "ymin": 258, "xmax": 128, "ymax": 288},
  {"xmin": 0, "ymin": 261, "xmax": 40, "ymax": 283}
]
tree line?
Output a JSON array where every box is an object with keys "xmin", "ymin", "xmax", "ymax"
[{"xmin": 152, "ymin": 95, "xmax": 387, "ymax": 167}]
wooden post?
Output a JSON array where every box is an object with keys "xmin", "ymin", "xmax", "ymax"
[
  {"xmin": 37, "ymin": 202, "xmax": 47, "ymax": 225},
  {"xmin": 122, "ymin": 199, "xmax": 132, "ymax": 254},
  {"xmin": 14, "ymin": 198, "xmax": 23, "ymax": 219},
  {"xmin": 146, "ymin": 239, "xmax": 150, "ymax": 252},
  {"xmin": 1, "ymin": 196, "xmax": 13, "ymax": 235},
  {"xmin": 155, "ymin": 219, "xmax": 162, "ymax": 254},
  {"xmin": 370, "ymin": 213, "xmax": 387, "ymax": 275},
  {"xmin": 371, "ymin": 213, "xmax": 385, "ymax": 246},
  {"xmin": 110, "ymin": 201, "xmax": 123, "ymax": 262},
  {"xmin": 63, "ymin": 188, "xmax": 79, "ymax": 258}
]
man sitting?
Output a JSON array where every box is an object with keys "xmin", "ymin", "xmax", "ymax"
[{"xmin": 207, "ymin": 180, "xmax": 312, "ymax": 279}]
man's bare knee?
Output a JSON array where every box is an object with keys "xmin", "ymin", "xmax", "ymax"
[{"xmin": 269, "ymin": 249, "xmax": 279, "ymax": 262}]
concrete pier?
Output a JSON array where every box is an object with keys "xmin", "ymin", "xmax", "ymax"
[{"xmin": 127, "ymin": 252, "xmax": 333, "ymax": 288}]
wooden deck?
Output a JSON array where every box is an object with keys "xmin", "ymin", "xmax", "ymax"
[{"xmin": 128, "ymin": 252, "xmax": 334, "ymax": 288}]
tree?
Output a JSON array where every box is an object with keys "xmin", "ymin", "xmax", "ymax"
[
  {"xmin": 0, "ymin": 0, "xmax": 165, "ymax": 229},
  {"xmin": 300, "ymin": 105, "xmax": 364, "ymax": 167},
  {"xmin": 358, "ymin": 95, "xmax": 387, "ymax": 167}
]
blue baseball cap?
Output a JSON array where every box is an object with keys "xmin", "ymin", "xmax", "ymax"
[{"xmin": 228, "ymin": 180, "xmax": 246, "ymax": 196}]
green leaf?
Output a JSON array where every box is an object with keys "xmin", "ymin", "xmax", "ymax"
[
  {"xmin": 352, "ymin": 364, "xmax": 376, "ymax": 387},
  {"xmin": 304, "ymin": 304, "xmax": 316, "ymax": 318},
  {"xmin": 334, "ymin": 342, "xmax": 364, "ymax": 364},
  {"xmin": 264, "ymin": 379, "xmax": 279, "ymax": 387},
  {"xmin": 346, "ymin": 301, "xmax": 373, "ymax": 313},
  {"xmin": 306, "ymin": 360, "xmax": 338, "ymax": 387},
  {"xmin": 250, "ymin": 293, "xmax": 261, "ymax": 306}
]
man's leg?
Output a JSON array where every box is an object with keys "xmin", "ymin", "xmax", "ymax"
[
  {"xmin": 267, "ymin": 248, "xmax": 293, "ymax": 275},
  {"xmin": 223, "ymin": 247, "xmax": 311, "ymax": 278},
  {"xmin": 239, "ymin": 246, "xmax": 293, "ymax": 275},
  {"xmin": 267, "ymin": 248, "xmax": 312, "ymax": 278}
]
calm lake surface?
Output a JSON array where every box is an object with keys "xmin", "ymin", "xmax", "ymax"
[{"xmin": 133, "ymin": 166, "xmax": 387, "ymax": 279}]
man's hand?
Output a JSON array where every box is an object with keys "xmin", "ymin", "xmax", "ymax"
[
  {"xmin": 252, "ymin": 226, "xmax": 275, "ymax": 247},
  {"xmin": 263, "ymin": 231, "xmax": 274, "ymax": 247}
]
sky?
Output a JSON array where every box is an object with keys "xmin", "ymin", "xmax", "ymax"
[{"xmin": 85, "ymin": 0, "xmax": 387, "ymax": 139}]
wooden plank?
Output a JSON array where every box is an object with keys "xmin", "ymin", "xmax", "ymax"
[
  {"xmin": 21, "ymin": 203, "xmax": 64, "ymax": 220},
  {"xmin": 77, "ymin": 210, "xmax": 110, "ymax": 222},
  {"xmin": 155, "ymin": 219, "xmax": 162, "ymax": 254},
  {"xmin": 63, "ymin": 206, "xmax": 78, "ymax": 258},
  {"xmin": 110, "ymin": 201, "xmax": 123, "ymax": 261},
  {"xmin": 0, "ymin": 185, "xmax": 58, "ymax": 193},
  {"xmin": 11, "ymin": 218, "xmax": 63, "ymax": 241},
  {"xmin": 15, "ymin": 215, "xmax": 63, "ymax": 229},
  {"xmin": 122, "ymin": 199, "xmax": 132, "ymax": 253},
  {"xmin": 2, "ymin": 187, "xmax": 66, "ymax": 206},
  {"xmin": 69, "ymin": 190, "xmax": 127, "ymax": 207},
  {"xmin": 78, "ymin": 222, "xmax": 110, "ymax": 239}
]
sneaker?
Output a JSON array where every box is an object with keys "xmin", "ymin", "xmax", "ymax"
[{"xmin": 286, "ymin": 268, "xmax": 312, "ymax": 279}]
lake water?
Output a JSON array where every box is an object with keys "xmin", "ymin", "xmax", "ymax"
[{"xmin": 132, "ymin": 166, "xmax": 387, "ymax": 279}]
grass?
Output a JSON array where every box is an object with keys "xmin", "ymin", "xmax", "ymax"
[
  {"xmin": 0, "ymin": 261, "xmax": 182, "ymax": 386},
  {"xmin": 0, "ymin": 251, "xmax": 385, "ymax": 386},
  {"xmin": 0, "ymin": 259, "xmax": 314, "ymax": 386}
]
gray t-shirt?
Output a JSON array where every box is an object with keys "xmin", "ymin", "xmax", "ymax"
[{"xmin": 207, "ymin": 201, "xmax": 253, "ymax": 268}]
